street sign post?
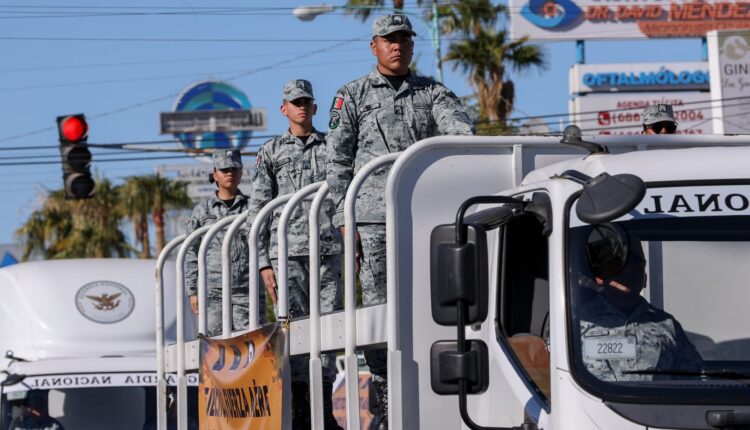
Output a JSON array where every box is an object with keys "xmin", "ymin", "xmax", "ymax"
[{"xmin": 159, "ymin": 109, "xmax": 267, "ymax": 135}]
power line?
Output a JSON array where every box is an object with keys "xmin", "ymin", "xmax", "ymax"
[
  {"xmin": 0, "ymin": 57, "xmax": 372, "ymax": 92},
  {"xmin": 0, "ymin": 47, "xmax": 365, "ymax": 74},
  {"xmin": 0, "ymin": 154, "xmax": 195, "ymax": 167},
  {"xmin": 0, "ymin": 33, "xmax": 367, "ymax": 146}
]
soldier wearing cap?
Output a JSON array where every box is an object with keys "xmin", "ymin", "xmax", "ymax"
[
  {"xmin": 248, "ymin": 79, "xmax": 343, "ymax": 430},
  {"xmin": 577, "ymin": 226, "xmax": 702, "ymax": 382},
  {"xmin": 641, "ymin": 104, "xmax": 678, "ymax": 134},
  {"xmin": 185, "ymin": 149, "xmax": 257, "ymax": 337},
  {"xmin": 325, "ymin": 14, "xmax": 474, "ymax": 428}
]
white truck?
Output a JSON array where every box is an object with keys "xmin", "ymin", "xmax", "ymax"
[
  {"xmin": 0, "ymin": 258, "xmax": 197, "ymax": 429},
  {"xmin": 159, "ymin": 131, "xmax": 750, "ymax": 429}
]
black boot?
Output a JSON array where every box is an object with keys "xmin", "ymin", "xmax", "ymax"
[
  {"xmin": 368, "ymin": 378, "xmax": 388, "ymax": 430},
  {"xmin": 292, "ymin": 382, "xmax": 311, "ymax": 430},
  {"xmin": 323, "ymin": 382, "xmax": 344, "ymax": 430}
]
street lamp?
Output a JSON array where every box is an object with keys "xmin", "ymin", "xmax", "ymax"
[{"xmin": 293, "ymin": 3, "xmax": 444, "ymax": 82}]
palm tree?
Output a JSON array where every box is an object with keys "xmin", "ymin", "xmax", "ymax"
[
  {"xmin": 120, "ymin": 176, "xmax": 153, "ymax": 258},
  {"xmin": 118, "ymin": 174, "xmax": 192, "ymax": 257},
  {"xmin": 344, "ymin": 0, "xmax": 415, "ymax": 20},
  {"xmin": 441, "ymin": 0, "xmax": 546, "ymax": 132},
  {"xmin": 16, "ymin": 179, "xmax": 130, "ymax": 259},
  {"xmin": 143, "ymin": 174, "xmax": 192, "ymax": 254}
]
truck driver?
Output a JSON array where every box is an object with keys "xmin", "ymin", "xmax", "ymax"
[{"xmin": 577, "ymin": 224, "xmax": 703, "ymax": 381}]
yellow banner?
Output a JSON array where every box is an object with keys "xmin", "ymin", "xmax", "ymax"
[{"xmin": 199, "ymin": 323, "xmax": 285, "ymax": 430}]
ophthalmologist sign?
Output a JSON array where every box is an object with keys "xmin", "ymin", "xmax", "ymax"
[{"xmin": 510, "ymin": 0, "xmax": 750, "ymax": 41}]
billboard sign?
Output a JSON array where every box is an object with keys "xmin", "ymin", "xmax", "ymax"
[
  {"xmin": 708, "ymin": 29, "xmax": 750, "ymax": 134},
  {"xmin": 511, "ymin": 0, "xmax": 750, "ymax": 41},
  {"xmin": 570, "ymin": 91, "xmax": 713, "ymax": 135},
  {"xmin": 570, "ymin": 62, "xmax": 710, "ymax": 94}
]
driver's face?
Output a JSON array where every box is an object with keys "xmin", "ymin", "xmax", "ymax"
[{"xmin": 596, "ymin": 257, "xmax": 647, "ymax": 296}]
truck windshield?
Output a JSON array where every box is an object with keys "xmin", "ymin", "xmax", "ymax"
[{"xmin": 567, "ymin": 189, "xmax": 750, "ymax": 403}]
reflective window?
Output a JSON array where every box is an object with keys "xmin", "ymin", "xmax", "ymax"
[{"xmin": 568, "ymin": 208, "xmax": 750, "ymax": 402}]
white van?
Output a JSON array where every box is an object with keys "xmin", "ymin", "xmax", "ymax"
[{"xmin": 0, "ymin": 259, "xmax": 198, "ymax": 429}]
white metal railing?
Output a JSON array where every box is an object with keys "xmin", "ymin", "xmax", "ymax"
[
  {"xmin": 219, "ymin": 213, "xmax": 249, "ymax": 337},
  {"xmin": 155, "ymin": 234, "xmax": 186, "ymax": 430},
  {"xmin": 199, "ymin": 214, "xmax": 240, "ymax": 337},
  {"xmin": 308, "ymin": 182, "xmax": 330, "ymax": 430},
  {"xmin": 277, "ymin": 182, "xmax": 324, "ymax": 429},
  {"xmin": 156, "ymin": 152, "xmax": 402, "ymax": 430},
  {"xmin": 247, "ymin": 192, "xmax": 293, "ymax": 329},
  {"xmin": 342, "ymin": 153, "xmax": 401, "ymax": 430},
  {"xmin": 174, "ymin": 225, "xmax": 212, "ymax": 430}
]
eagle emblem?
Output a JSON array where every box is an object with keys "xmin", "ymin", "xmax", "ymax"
[
  {"xmin": 86, "ymin": 293, "xmax": 121, "ymax": 311},
  {"xmin": 76, "ymin": 281, "xmax": 134, "ymax": 324}
]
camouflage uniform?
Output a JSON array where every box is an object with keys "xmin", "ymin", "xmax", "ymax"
[
  {"xmin": 185, "ymin": 150, "xmax": 261, "ymax": 337},
  {"xmin": 247, "ymin": 80, "xmax": 343, "ymax": 388},
  {"xmin": 578, "ymin": 294, "xmax": 703, "ymax": 382},
  {"xmin": 326, "ymin": 16, "xmax": 474, "ymax": 381}
]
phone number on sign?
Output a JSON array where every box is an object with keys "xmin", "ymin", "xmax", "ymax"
[{"xmin": 597, "ymin": 109, "xmax": 705, "ymax": 126}]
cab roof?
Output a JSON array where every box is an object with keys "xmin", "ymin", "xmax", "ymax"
[
  {"xmin": 523, "ymin": 144, "xmax": 750, "ymax": 186},
  {"xmin": 0, "ymin": 259, "xmax": 181, "ymax": 363}
]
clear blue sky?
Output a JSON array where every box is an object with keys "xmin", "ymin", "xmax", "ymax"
[{"xmin": 0, "ymin": 1, "xmax": 703, "ymax": 244}]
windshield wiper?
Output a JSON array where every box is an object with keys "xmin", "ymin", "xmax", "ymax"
[{"xmin": 622, "ymin": 369, "xmax": 750, "ymax": 380}]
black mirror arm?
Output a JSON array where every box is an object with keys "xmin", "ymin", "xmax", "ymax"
[
  {"xmin": 456, "ymin": 196, "xmax": 524, "ymax": 245},
  {"xmin": 455, "ymin": 300, "xmax": 527, "ymax": 430}
]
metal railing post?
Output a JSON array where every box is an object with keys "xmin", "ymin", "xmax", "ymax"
[
  {"xmin": 246, "ymin": 193, "xmax": 294, "ymax": 330},
  {"xmin": 219, "ymin": 213, "xmax": 249, "ymax": 338},
  {"xmin": 174, "ymin": 225, "xmax": 212, "ymax": 430},
  {"xmin": 198, "ymin": 215, "xmax": 240, "ymax": 337},
  {"xmin": 155, "ymin": 234, "xmax": 186, "ymax": 430},
  {"xmin": 277, "ymin": 182, "xmax": 323, "ymax": 320},
  {"xmin": 276, "ymin": 182, "xmax": 325, "ymax": 428},
  {"xmin": 308, "ymin": 182, "xmax": 330, "ymax": 430},
  {"xmin": 343, "ymin": 153, "xmax": 400, "ymax": 430}
]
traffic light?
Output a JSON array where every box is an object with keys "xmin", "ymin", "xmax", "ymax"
[{"xmin": 57, "ymin": 114, "xmax": 94, "ymax": 199}]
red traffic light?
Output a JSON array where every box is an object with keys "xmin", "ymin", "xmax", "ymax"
[{"xmin": 60, "ymin": 116, "xmax": 88, "ymax": 142}]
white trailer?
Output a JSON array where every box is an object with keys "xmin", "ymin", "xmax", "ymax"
[
  {"xmin": 0, "ymin": 258, "xmax": 197, "ymax": 429},
  {"xmin": 159, "ymin": 132, "xmax": 750, "ymax": 429}
]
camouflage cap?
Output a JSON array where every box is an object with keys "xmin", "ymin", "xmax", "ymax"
[
  {"xmin": 642, "ymin": 104, "xmax": 678, "ymax": 125},
  {"xmin": 372, "ymin": 14, "xmax": 417, "ymax": 37},
  {"xmin": 212, "ymin": 149, "xmax": 243, "ymax": 169},
  {"xmin": 283, "ymin": 79, "xmax": 314, "ymax": 101}
]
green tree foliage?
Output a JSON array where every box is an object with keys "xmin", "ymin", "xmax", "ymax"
[
  {"xmin": 441, "ymin": 0, "xmax": 546, "ymax": 133},
  {"xmin": 16, "ymin": 179, "xmax": 130, "ymax": 260},
  {"xmin": 119, "ymin": 176, "xmax": 153, "ymax": 258},
  {"xmin": 344, "ymin": 0, "xmax": 414, "ymax": 20},
  {"xmin": 145, "ymin": 174, "xmax": 192, "ymax": 254},
  {"xmin": 17, "ymin": 174, "xmax": 191, "ymax": 260},
  {"xmin": 118, "ymin": 174, "xmax": 191, "ymax": 257}
]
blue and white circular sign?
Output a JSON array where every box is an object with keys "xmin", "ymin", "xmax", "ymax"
[{"xmin": 173, "ymin": 80, "xmax": 253, "ymax": 151}]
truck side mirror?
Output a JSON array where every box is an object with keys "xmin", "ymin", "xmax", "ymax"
[
  {"xmin": 575, "ymin": 172, "xmax": 646, "ymax": 224},
  {"xmin": 430, "ymin": 340, "xmax": 489, "ymax": 395},
  {"xmin": 429, "ymin": 196, "xmax": 530, "ymax": 430},
  {"xmin": 430, "ymin": 200, "xmax": 518, "ymax": 326},
  {"xmin": 430, "ymin": 223, "xmax": 488, "ymax": 326}
]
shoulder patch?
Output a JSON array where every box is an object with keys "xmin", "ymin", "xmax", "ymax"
[
  {"xmin": 331, "ymin": 95, "xmax": 345, "ymax": 111},
  {"xmin": 329, "ymin": 111, "xmax": 341, "ymax": 129}
]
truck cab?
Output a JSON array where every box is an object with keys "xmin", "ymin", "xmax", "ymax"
[
  {"xmin": 0, "ymin": 259, "xmax": 197, "ymax": 429},
  {"xmin": 438, "ymin": 144, "xmax": 750, "ymax": 429},
  {"xmin": 161, "ymin": 133, "xmax": 750, "ymax": 429}
]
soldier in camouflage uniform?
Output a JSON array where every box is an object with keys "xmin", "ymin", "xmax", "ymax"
[
  {"xmin": 185, "ymin": 149, "xmax": 261, "ymax": 337},
  {"xmin": 248, "ymin": 79, "xmax": 343, "ymax": 430},
  {"xmin": 641, "ymin": 103, "xmax": 678, "ymax": 135},
  {"xmin": 578, "ymin": 230, "xmax": 702, "ymax": 382},
  {"xmin": 325, "ymin": 14, "xmax": 474, "ymax": 428}
]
